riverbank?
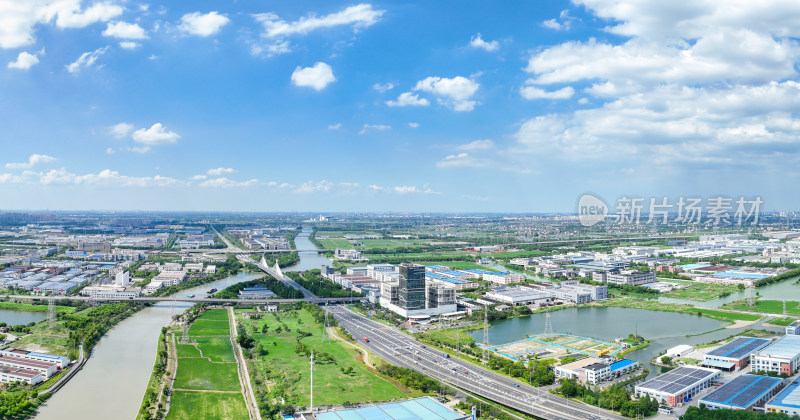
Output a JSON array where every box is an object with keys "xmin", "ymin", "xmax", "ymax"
[{"xmin": 592, "ymin": 297, "xmax": 762, "ymax": 324}]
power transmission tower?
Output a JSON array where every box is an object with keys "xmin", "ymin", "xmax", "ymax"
[
  {"xmin": 544, "ymin": 307, "xmax": 554, "ymax": 337},
  {"xmin": 48, "ymin": 296, "xmax": 56, "ymax": 329},
  {"xmin": 321, "ymin": 310, "xmax": 331, "ymax": 344},
  {"xmin": 747, "ymin": 286, "xmax": 756, "ymax": 307}
]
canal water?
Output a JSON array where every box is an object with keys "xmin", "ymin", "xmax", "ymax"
[
  {"xmin": 285, "ymin": 226, "xmax": 333, "ymax": 272},
  {"xmin": 0, "ymin": 309, "xmax": 48, "ymax": 326},
  {"xmin": 32, "ymin": 271, "xmax": 261, "ymax": 420},
  {"xmin": 468, "ymin": 306, "xmax": 783, "ymax": 380}
]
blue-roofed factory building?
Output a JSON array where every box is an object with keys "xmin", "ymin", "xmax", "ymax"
[
  {"xmin": 610, "ymin": 359, "xmax": 638, "ymax": 377},
  {"xmin": 308, "ymin": 397, "xmax": 470, "ymax": 420},
  {"xmin": 767, "ymin": 377, "xmax": 800, "ymax": 416},
  {"xmin": 702, "ymin": 337, "xmax": 771, "ymax": 371},
  {"xmin": 699, "ymin": 374, "xmax": 782, "ymax": 411}
]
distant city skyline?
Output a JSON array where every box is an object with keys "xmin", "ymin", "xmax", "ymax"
[{"xmin": 1, "ymin": 1, "xmax": 799, "ymax": 212}]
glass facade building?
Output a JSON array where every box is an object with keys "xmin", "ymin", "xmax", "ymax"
[{"xmin": 399, "ymin": 263, "xmax": 426, "ymax": 310}]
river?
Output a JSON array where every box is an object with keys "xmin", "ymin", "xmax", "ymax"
[
  {"xmin": 33, "ymin": 227, "xmax": 329, "ymax": 419},
  {"xmin": 468, "ymin": 306, "xmax": 784, "ymax": 380},
  {"xmin": 32, "ymin": 271, "xmax": 261, "ymax": 420}
]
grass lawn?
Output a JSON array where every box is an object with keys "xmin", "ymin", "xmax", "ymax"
[
  {"xmin": 422, "ymin": 328, "xmax": 476, "ymax": 348},
  {"xmin": 768, "ymin": 317, "xmax": 799, "ymax": 326},
  {"xmin": 239, "ymin": 308, "xmax": 406, "ymax": 406},
  {"xmin": 661, "ymin": 283, "xmax": 740, "ymax": 301},
  {"xmin": 188, "ymin": 319, "xmax": 230, "ymax": 336},
  {"xmin": 723, "ymin": 299, "xmax": 800, "ymax": 315},
  {"xmin": 173, "ymin": 357, "xmax": 240, "ymax": 391},
  {"xmin": 693, "ymin": 308, "xmax": 761, "ymax": 322},
  {"xmin": 195, "ymin": 337, "xmax": 236, "ymax": 363},
  {"xmin": 318, "ymin": 238, "xmax": 354, "ymax": 249},
  {"xmin": 176, "ymin": 343, "xmax": 202, "ymax": 358},
  {"xmin": 165, "ymin": 391, "xmax": 248, "ymax": 420},
  {"xmin": 0, "ymin": 301, "xmax": 76, "ymax": 313}
]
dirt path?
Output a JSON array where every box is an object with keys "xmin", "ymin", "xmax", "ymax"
[
  {"xmin": 172, "ymin": 388, "xmax": 242, "ymax": 393},
  {"xmin": 161, "ymin": 333, "xmax": 179, "ymax": 418},
  {"xmin": 229, "ymin": 307, "xmax": 261, "ymax": 420},
  {"xmin": 727, "ymin": 319, "xmax": 760, "ymax": 329},
  {"xmin": 328, "ymin": 326, "xmax": 373, "ymax": 368}
]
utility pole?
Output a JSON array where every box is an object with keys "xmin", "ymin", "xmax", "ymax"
[
  {"xmin": 47, "ymin": 296, "xmax": 55, "ymax": 329},
  {"xmin": 310, "ymin": 351, "xmax": 314, "ymax": 413}
]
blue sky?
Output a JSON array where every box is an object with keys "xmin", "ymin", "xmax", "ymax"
[{"xmin": 1, "ymin": 0, "xmax": 799, "ymax": 212}]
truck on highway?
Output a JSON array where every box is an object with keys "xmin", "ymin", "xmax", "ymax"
[{"xmin": 363, "ymin": 337, "xmax": 369, "ymax": 343}]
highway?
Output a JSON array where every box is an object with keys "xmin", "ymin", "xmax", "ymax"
[
  {"xmin": 0, "ymin": 294, "xmax": 360, "ymax": 305},
  {"xmin": 327, "ymin": 305, "xmax": 626, "ymax": 420}
]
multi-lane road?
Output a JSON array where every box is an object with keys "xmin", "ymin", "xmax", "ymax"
[{"xmin": 327, "ymin": 305, "xmax": 626, "ymax": 420}]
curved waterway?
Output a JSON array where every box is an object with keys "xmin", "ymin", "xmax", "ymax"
[
  {"xmin": 32, "ymin": 271, "xmax": 260, "ymax": 420},
  {"xmin": 468, "ymin": 306, "xmax": 783, "ymax": 380}
]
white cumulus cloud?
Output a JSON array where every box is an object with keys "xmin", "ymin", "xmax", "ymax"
[
  {"xmin": 386, "ymin": 92, "xmax": 430, "ymax": 107},
  {"xmin": 413, "ymin": 76, "xmax": 480, "ymax": 111},
  {"xmin": 131, "ymin": 123, "xmax": 180, "ymax": 145},
  {"xmin": 251, "ymin": 4, "xmax": 385, "ymax": 56},
  {"xmin": 5, "ymin": 154, "xmax": 56, "ymax": 169},
  {"xmin": 110, "ymin": 122, "xmax": 133, "ymax": 138},
  {"xmin": 7, "ymin": 51, "xmax": 39, "ymax": 70},
  {"xmin": 179, "ymin": 11, "xmax": 230, "ymax": 37},
  {"xmin": 468, "ymin": 33, "xmax": 499, "ymax": 51},
  {"xmin": 0, "ymin": 1, "xmax": 123, "ymax": 49},
  {"xmin": 102, "ymin": 21, "xmax": 147, "ymax": 39},
  {"xmin": 291, "ymin": 62, "xmax": 335, "ymax": 91},
  {"xmin": 519, "ymin": 85, "xmax": 575, "ymax": 100},
  {"xmin": 372, "ymin": 82, "xmax": 394, "ymax": 92},
  {"xmin": 207, "ymin": 167, "xmax": 236, "ymax": 176}
]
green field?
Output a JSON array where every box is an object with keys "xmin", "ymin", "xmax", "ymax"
[
  {"xmin": 195, "ymin": 309, "xmax": 231, "ymax": 321},
  {"xmin": 188, "ymin": 319, "xmax": 230, "ymax": 336},
  {"xmin": 661, "ymin": 282, "xmax": 739, "ymax": 301},
  {"xmin": 176, "ymin": 343, "xmax": 202, "ymax": 358},
  {"xmin": 239, "ymin": 307, "xmax": 406, "ymax": 406},
  {"xmin": 168, "ymin": 308, "xmax": 244, "ymax": 419},
  {"xmin": 195, "ymin": 337, "xmax": 236, "ymax": 363},
  {"xmin": 165, "ymin": 391, "xmax": 248, "ymax": 420},
  {"xmin": 722, "ymin": 300, "xmax": 800, "ymax": 315},
  {"xmin": 318, "ymin": 238, "xmax": 355, "ymax": 249},
  {"xmin": 173, "ymin": 357, "xmax": 240, "ymax": 391}
]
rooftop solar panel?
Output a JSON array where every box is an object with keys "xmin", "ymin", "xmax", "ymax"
[
  {"xmin": 638, "ymin": 367, "xmax": 718, "ymax": 394},
  {"xmin": 310, "ymin": 397, "xmax": 463, "ymax": 420},
  {"xmin": 701, "ymin": 375, "xmax": 781, "ymax": 409},
  {"xmin": 707, "ymin": 337, "xmax": 770, "ymax": 359}
]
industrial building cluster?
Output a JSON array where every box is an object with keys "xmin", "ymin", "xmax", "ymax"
[
  {"xmin": 0, "ymin": 348, "xmax": 70, "ymax": 385},
  {"xmin": 634, "ymin": 328, "xmax": 800, "ymax": 415}
]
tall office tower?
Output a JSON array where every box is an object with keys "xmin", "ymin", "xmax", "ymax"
[{"xmin": 398, "ymin": 263, "xmax": 426, "ymax": 310}]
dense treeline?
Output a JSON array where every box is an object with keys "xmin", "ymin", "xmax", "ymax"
[
  {"xmin": 263, "ymin": 252, "xmax": 300, "ymax": 268},
  {"xmin": 285, "ymin": 270, "xmax": 362, "ymax": 298},
  {"xmin": 214, "ymin": 277, "xmax": 303, "ymax": 299},
  {"xmin": 376, "ymin": 364, "xmax": 455, "ymax": 395},
  {"xmin": 0, "ymin": 387, "xmax": 50, "ymax": 419},
  {"xmin": 555, "ymin": 378, "xmax": 659, "ymax": 417},
  {"xmin": 682, "ymin": 405, "xmax": 795, "ymax": 419},
  {"xmin": 578, "ymin": 278, "xmax": 660, "ymax": 295},
  {"xmin": 755, "ymin": 268, "xmax": 800, "ymax": 287},
  {"xmin": 60, "ymin": 302, "xmax": 142, "ymax": 358}
]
